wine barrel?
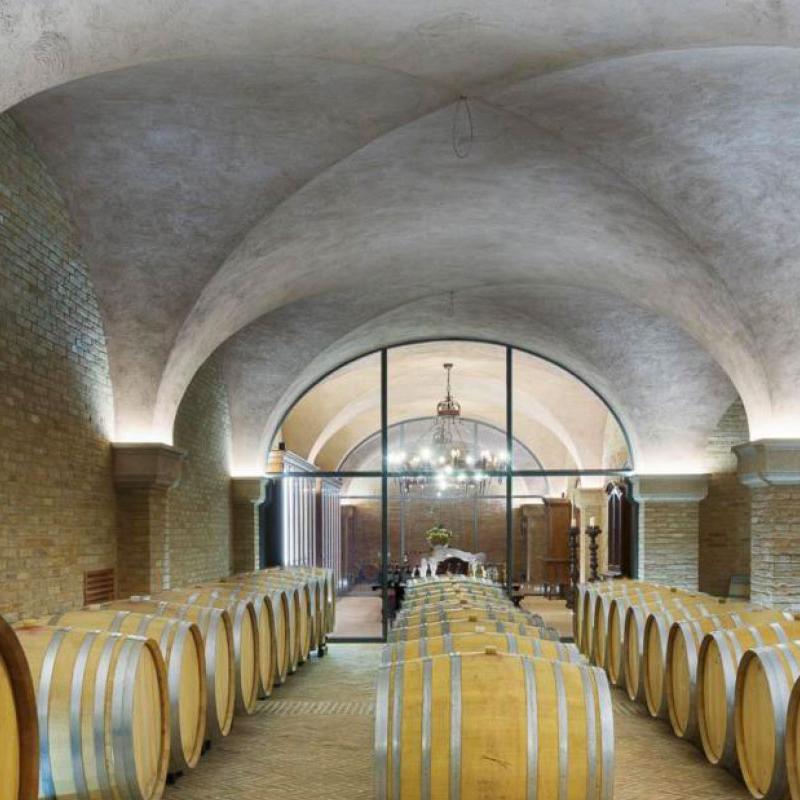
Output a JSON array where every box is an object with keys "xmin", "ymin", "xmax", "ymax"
[
  {"xmin": 107, "ymin": 598, "xmax": 235, "ymax": 739},
  {"xmin": 735, "ymin": 641, "xmax": 800, "ymax": 800},
  {"xmin": 153, "ymin": 589, "xmax": 259, "ymax": 714},
  {"xmin": 48, "ymin": 609, "xmax": 207, "ymax": 773},
  {"xmin": 228, "ymin": 574, "xmax": 311, "ymax": 666},
  {"xmin": 382, "ymin": 631, "xmax": 584, "ymax": 666},
  {"xmin": 640, "ymin": 600, "xmax": 752, "ymax": 718},
  {"xmin": 0, "ymin": 615, "xmax": 37, "ymax": 800},
  {"xmin": 697, "ymin": 621, "xmax": 800, "ymax": 771},
  {"xmin": 579, "ymin": 581, "xmax": 661, "ymax": 657},
  {"xmin": 374, "ymin": 650, "xmax": 613, "ymax": 799},
  {"xmin": 665, "ymin": 610, "xmax": 792, "ymax": 741},
  {"xmin": 394, "ymin": 607, "xmax": 539, "ymax": 629},
  {"xmin": 15, "ymin": 624, "xmax": 169, "ymax": 800},
  {"xmin": 388, "ymin": 618, "xmax": 560, "ymax": 643},
  {"xmin": 784, "ymin": 672, "xmax": 800, "ymax": 800},
  {"xmin": 395, "ymin": 602, "xmax": 539, "ymax": 625},
  {"xmin": 597, "ymin": 589, "xmax": 701, "ymax": 673},
  {"xmin": 400, "ymin": 590, "xmax": 506, "ymax": 610},
  {"xmin": 262, "ymin": 567, "xmax": 336, "ymax": 634},
  {"xmin": 189, "ymin": 584, "xmax": 276, "ymax": 698}
]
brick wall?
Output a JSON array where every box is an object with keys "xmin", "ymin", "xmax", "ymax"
[
  {"xmin": 167, "ymin": 352, "xmax": 233, "ymax": 587},
  {"xmin": 638, "ymin": 501, "xmax": 699, "ymax": 590},
  {"xmin": 750, "ymin": 486, "xmax": 800, "ymax": 609},
  {"xmin": 699, "ymin": 399, "xmax": 751, "ymax": 596},
  {"xmin": 0, "ymin": 113, "xmax": 117, "ymax": 621}
]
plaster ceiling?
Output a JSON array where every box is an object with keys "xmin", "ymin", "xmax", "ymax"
[{"xmin": 5, "ymin": 3, "xmax": 800, "ymax": 476}]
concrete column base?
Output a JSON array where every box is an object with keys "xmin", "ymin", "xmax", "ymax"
[
  {"xmin": 231, "ymin": 477, "xmax": 267, "ymax": 573},
  {"xmin": 735, "ymin": 439, "xmax": 800, "ymax": 607},
  {"xmin": 112, "ymin": 443, "xmax": 185, "ymax": 596},
  {"xmin": 632, "ymin": 474, "xmax": 709, "ymax": 590}
]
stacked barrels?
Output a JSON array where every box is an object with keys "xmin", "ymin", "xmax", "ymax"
[
  {"xmin": 375, "ymin": 576, "xmax": 615, "ymax": 799},
  {"xmin": 576, "ymin": 578, "xmax": 800, "ymax": 800},
  {"xmin": 3, "ymin": 565, "xmax": 333, "ymax": 800}
]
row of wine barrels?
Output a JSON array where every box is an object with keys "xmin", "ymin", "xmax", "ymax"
[
  {"xmin": 15, "ymin": 623, "xmax": 169, "ymax": 800},
  {"xmin": 382, "ymin": 631, "xmax": 584, "ymax": 665},
  {"xmin": 664, "ymin": 610, "xmax": 794, "ymax": 742},
  {"xmin": 181, "ymin": 584, "xmax": 278, "ymax": 697},
  {"xmin": 697, "ymin": 620, "xmax": 800, "ymax": 772},
  {"xmin": 375, "ymin": 649, "xmax": 614, "ymax": 800},
  {"xmin": 389, "ymin": 615, "xmax": 560, "ymax": 643},
  {"xmin": 106, "ymin": 598, "xmax": 236, "ymax": 740},
  {"xmin": 228, "ymin": 574, "xmax": 312, "ymax": 665},
  {"xmin": 593, "ymin": 588, "xmax": 704, "ymax": 670},
  {"xmin": 0, "ymin": 615, "xmax": 37, "ymax": 800},
  {"xmin": 263, "ymin": 566, "xmax": 335, "ymax": 635},
  {"xmin": 393, "ymin": 604, "xmax": 542, "ymax": 629},
  {"xmin": 150, "ymin": 589, "xmax": 259, "ymax": 716},
  {"xmin": 578, "ymin": 580, "xmax": 664, "ymax": 656},
  {"xmin": 46, "ymin": 609, "xmax": 207, "ymax": 774},
  {"xmin": 399, "ymin": 589, "xmax": 506, "ymax": 610},
  {"xmin": 641, "ymin": 600, "xmax": 754, "ymax": 719}
]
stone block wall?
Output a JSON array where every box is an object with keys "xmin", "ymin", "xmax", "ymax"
[
  {"xmin": 167, "ymin": 352, "xmax": 233, "ymax": 587},
  {"xmin": 638, "ymin": 501, "xmax": 699, "ymax": 590},
  {"xmin": 0, "ymin": 114, "xmax": 117, "ymax": 621}
]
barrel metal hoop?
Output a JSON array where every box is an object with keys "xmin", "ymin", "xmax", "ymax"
[
  {"xmin": 381, "ymin": 644, "xmax": 392, "ymax": 666},
  {"xmin": 450, "ymin": 655, "xmax": 462, "ymax": 800},
  {"xmin": 111, "ymin": 610, "xmax": 130, "ymax": 632},
  {"xmin": 134, "ymin": 614, "xmax": 151, "ymax": 638},
  {"xmin": 38, "ymin": 628, "xmax": 68, "ymax": 799},
  {"xmin": 769, "ymin": 623, "xmax": 788, "ymax": 646},
  {"xmin": 419, "ymin": 637, "xmax": 429, "ymax": 659},
  {"xmin": 71, "ymin": 630, "xmax": 99, "ymax": 798},
  {"xmin": 168, "ymin": 623, "xmax": 189, "ymax": 769},
  {"xmin": 522, "ymin": 657, "xmax": 538, "ymax": 799},
  {"xmin": 374, "ymin": 665, "xmax": 391, "ymax": 800},
  {"xmin": 552, "ymin": 660, "xmax": 569, "ymax": 799},
  {"xmin": 594, "ymin": 667, "xmax": 615, "ymax": 800},
  {"xmin": 94, "ymin": 634, "xmax": 118, "ymax": 797},
  {"xmin": 579, "ymin": 660, "xmax": 597, "ymax": 799},
  {"xmin": 730, "ymin": 613, "xmax": 743, "ymax": 628},
  {"xmin": 205, "ymin": 611, "xmax": 221, "ymax": 736},
  {"xmin": 506, "ymin": 632, "xmax": 518, "ymax": 654},
  {"xmin": 760, "ymin": 648, "xmax": 793, "ymax": 796},
  {"xmin": 421, "ymin": 658, "xmax": 433, "ymax": 800},
  {"xmin": 391, "ymin": 659, "xmax": 405, "ymax": 800},
  {"xmin": 113, "ymin": 637, "xmax": 143, "ymax": 800}
]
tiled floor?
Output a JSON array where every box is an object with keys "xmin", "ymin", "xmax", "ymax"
[{"xmin": 167, "ymin": 639, "xmax": 750, "ymax": 799}]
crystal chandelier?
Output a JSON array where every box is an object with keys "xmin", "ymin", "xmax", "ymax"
[{"xmin": 388, "ymin": 363, "xmax": 508, "ymax": 496}]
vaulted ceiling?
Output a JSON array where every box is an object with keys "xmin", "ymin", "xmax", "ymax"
[{"xmin": 4, "ymin": 1, "xmax": 798, "ymax": 475}]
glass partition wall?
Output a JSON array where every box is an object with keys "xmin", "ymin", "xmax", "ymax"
[{"xmin": 265, "ymin": 340, "xmax": 633, "ymax": 641}]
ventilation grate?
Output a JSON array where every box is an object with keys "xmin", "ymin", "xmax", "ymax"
[{"xmin": 84, "ymin": 568, "xmax": 115, "ymax": 605}]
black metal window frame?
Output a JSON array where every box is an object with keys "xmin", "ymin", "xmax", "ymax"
[{"xmin": 266, "ymin": 339, "xmax": 634, "ymax": 642}]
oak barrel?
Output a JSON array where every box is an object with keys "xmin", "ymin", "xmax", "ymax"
[
  {"xmin": 153, "ymin": 589, "xmax": 259, "ymax": 714},
  {"xmin": 47, "ymin": 608, "xmax": 206, "ymax": 773},
  {"xmin": 107, "ymin": 598, "xmax": 235, "ymax": 739},
  {"xmin": 263, "ymin": 567, "xmax": 336, "ymax": 634},
  {"xmin": 15, "ymin": 624, "xmax": 169, "ymax": 800},
  {"xmin": 665, "ymin": 610, "xmax": 792, "ymax": 741},
  {"xmin": 192, "ymin": 584, "xmax": 278, "ymax": 697},
  {"xmin": 388, "ymin": 618, "xmax": 560, "ymax": 643},
  {"xmin": 394, "ymin": 607, "xmax": 539, "ymax": 629},
  {"xmin": 0, "ymin": 615, "xmax": 37, "ymax": 800},
  {"xmin": 374, "ymin": 650, "xmax": 614, "ymax": 799},
  {"xmin": 382, "ymin": 631, "xmax": 583, "ymax": 666},
  {"xmin": 735, "ymin": 641, "xmax": 800, "ymax": 800},
  {"xmin": 640, "ymin": 600, "xmax": 752, "ymax": 718},
  {"xmin": 228, "ymin": 574, "xmax": 311, "ymax": 667}
]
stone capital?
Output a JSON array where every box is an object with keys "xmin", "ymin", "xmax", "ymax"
[
  {"xmin": 112, "ymin": 443, "xmax": 186, "ymax": 490},
  {"xmin": 231, "ymin": 476, "xmax": 268, "ymax": 505},
  {"xmin": 734, "ymin": 439, "xmax": 800, "ymax": 488},
  {"xmin": 631, "ymin": 474, "xmax": 709, "ymax": 503}
]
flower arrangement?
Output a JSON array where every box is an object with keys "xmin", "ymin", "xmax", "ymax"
[{"xmin": 425, "ymin": 524, "xmax": 453, "ymax": 547}]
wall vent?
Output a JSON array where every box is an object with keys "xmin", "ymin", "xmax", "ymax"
[{"xmin": 83, "ymin": 568, "xmax": 115, "ymax": 605}]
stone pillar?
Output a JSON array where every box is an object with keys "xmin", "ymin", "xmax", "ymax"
[
  {"xmin": 735, "ymin": 440, "xmax": 800, "ymax": 608},
  {"xmin": 112, "ymin": 443, "xmax": 185, "ymax": 597},
  {"xmin": 573, "ymin": 487, "xmax": 605, "ymax": 583},
  {"xmin": 231, "ymin": 477, "xmax": 267, "ymax": 573},
  {"xmin": 631, "ymin": 474, "xmax": 709, "ymax": 590}
]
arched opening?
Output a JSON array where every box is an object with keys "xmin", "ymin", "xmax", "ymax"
[{"xmin": 261, "ymin": 339, "xmax": 633, "ymax": 639}]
